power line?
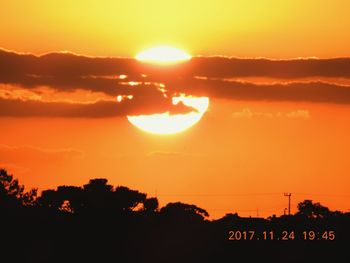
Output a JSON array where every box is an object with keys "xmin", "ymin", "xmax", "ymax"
[
  {"xmin": 293, "ymin": 193, "xmax": 350, "ymax": 198},
  {"xmin": 156, "ymin": 192, "xmax": 350, "ymax": 198},
  {"xmin": 157, "ymin": 192, "xmax": 282, "ymax": 197}
]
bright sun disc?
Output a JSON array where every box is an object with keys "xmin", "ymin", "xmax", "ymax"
[
  {"xmin": 135, "ymin": 46, "xmax": 191, "ymax": 64},
  {"xmin": 127, "ymin": 95, "xmax": 209, "ymax": 135}
]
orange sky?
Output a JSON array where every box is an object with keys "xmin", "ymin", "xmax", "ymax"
[
  {"xmin": 1, "ymin": 0, "xmax": 350, "ymax": 58},
  {"xmin": 1, "ymin": 1, "xmax": 350, "ymax": 218},
  {"xmin": 1, "ymin": 98, "xmax": 350, "ymax": 218}
]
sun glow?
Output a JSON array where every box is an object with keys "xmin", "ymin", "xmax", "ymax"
[
  {"xmin": 127, "ymin": 95, "xmax": 209, "ymax": 135},
  {"xmin": 135, "ymin": 46, "xmax": 191, "ymax": 64}
]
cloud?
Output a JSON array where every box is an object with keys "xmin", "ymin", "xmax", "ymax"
[
  {"xmin": 0, "ymin": 145, "xmax": 85, "ymax": 178},
  {"xmin": 167, "ymin": 79, "xmax": 350, "ymax": 105},
  {"xmin": 2, "ymin": 49, "xmax": 350, "ymax": 81},
  {"xmin": 0, "ymin": 144, "xmax": 85, "ymax": 162},
  {"xmin": 0, "ymin": 162, "xmax": 30, "ymax": 175},
  {"xmin": 232, "ymin": 108, "xmax": 310, "ymax": 119},
  {"xmin": 0, "ymin": 88, "xmax": 194, "ymax": 117},
  {"xmin": 187, "ymin": 56, "xmax": 350, "ymax": 79},
  {"xmin": 0, "ymin": 97, "xmax": 125, "ymax": 118},
  {"xmin": 285, "ymin": 110, "xmax": 310, "ymax": 119},
  {"xmin": 1, "ymin": 48, "xmax": 350, "ymax": 118},
  {"xmin": 232, "ymin": 108, "xmax": 255, "ymax": 118}
]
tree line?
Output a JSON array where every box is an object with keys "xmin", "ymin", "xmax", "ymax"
[{"xmin": 0, "ymin": 168, "xmax": 348, "ymax": 263}]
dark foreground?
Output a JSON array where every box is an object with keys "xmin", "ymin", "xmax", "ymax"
[{"xmin": 1, "ymin": 169, "xmax": 348, "ymax": 263}]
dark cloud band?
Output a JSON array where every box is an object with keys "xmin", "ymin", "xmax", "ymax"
[{"xmin": 1, "ymin": 48, "xmax": 350, "ymax": 118}]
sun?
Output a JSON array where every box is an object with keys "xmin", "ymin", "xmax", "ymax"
[
  {"xmin": 135, "ymin": 46, "xmax": 191, "ymax": 64},
  {"xmin": 127, "ymin": 95, "xmax": 209, "ymax": 135},
  {"xmin": 130, "ymin": 46, "xmax": 204, "ymax": 135}
]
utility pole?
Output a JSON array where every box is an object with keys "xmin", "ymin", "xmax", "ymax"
[{"xmin": 284, "ymin": 193, "xmax": 291, "ymax": 216}]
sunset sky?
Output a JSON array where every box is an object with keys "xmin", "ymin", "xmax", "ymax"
[
  {"xmin": 2, "ymin": 0, "xmax": 350, "ymax": 58},
  {"xmin": 1, "ymin": 0, "xmax": 350, "ymax": 218}
]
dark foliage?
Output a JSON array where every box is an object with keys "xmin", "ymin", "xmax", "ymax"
[{"xmin": 0, "ymin": 169, "xmax": 348, "ymax": 263}]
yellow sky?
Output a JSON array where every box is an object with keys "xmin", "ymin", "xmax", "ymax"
[{"xmin": 1, "ymin": 0, "xmax": 350, "ymax": 58}]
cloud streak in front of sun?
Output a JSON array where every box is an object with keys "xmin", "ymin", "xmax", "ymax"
[{"xmin": 1, "ymin": 48, "xmax": 350, "ymax": 118}]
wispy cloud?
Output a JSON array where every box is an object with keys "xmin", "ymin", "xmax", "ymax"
[
  {"xmin": 0, "ymin": 144, "xmax": 85, "ymax": 160},
  {"xmin": 232, "ymin": 108, "xmax": 310, "ymax": 119}
]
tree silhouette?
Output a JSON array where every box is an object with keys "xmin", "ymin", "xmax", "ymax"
[
  {"xmin": 84, "ymin": 178, "xmax": 113, "ymax": 192},
  {"xmin": 39, "ymin": 189, "xmax": 61, "ymax": 209},
  {"xmin": 56, "ymin": 185, "xmax": 84, "ymax": 213},
  {"xmin": 0, "ymin": 169, "xmax": 349, "ymax": 262},
  {"xmin": 160, "ymin": 202, "xmax": 209, "ymax": 223},
  {"xmin": 0, "ymin": 169, "xmax": 37, "ymax": 207},
  {"xmin": 143, "ymin": 197, "xmax": 159, "ymax": 213},
  {"xmin": 296, "ymin": 199, "xmax": 331, "ymax": 218},
  {"xmin": 82, "ymin": 178, "xmax": 115, "ymax": 211},
  {"xmin": 38, "ymin": 178, "xmax": 149, "ymax": 216},
  {"xmin": 114, "ymin": 186, "xmax": 146, "ymax": 212}
]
